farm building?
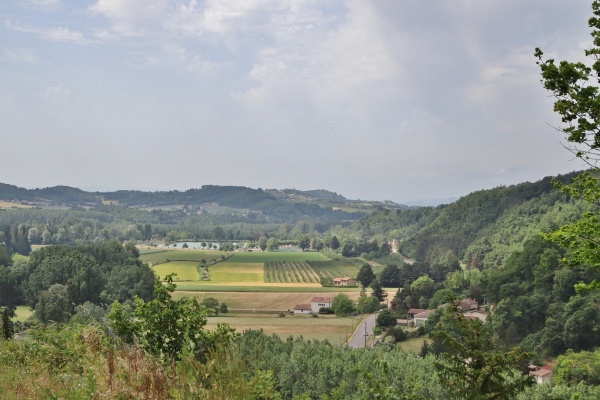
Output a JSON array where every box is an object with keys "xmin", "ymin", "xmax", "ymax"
[
  {"xmin": 331, "ymin": 277, "xmax": 357, "ymax": 286},
  {"xmin": 293, "ymin": 304, "xmax": 312, "ymax": 315},
  {"xmin": 311, "ymin": 296, "xmax": 332, "ymax": 313}
]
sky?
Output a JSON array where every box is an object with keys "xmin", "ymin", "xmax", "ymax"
[{"xmin": 0, "ymin": 0, "xmax": 596, "ymax": 204}]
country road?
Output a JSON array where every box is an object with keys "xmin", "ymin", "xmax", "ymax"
[{"xmin": 348, "ymin": 313, "xmax": 377, "ymax": 348}]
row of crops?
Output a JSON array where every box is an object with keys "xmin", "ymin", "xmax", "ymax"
[{"xmin": 264, "ymin": 261, "xmax": 322, "ymax": 283}]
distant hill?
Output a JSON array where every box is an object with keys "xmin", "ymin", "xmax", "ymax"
[{"xmin": 0, "ymin": 183, "xmax": 409, "ymax": 224}]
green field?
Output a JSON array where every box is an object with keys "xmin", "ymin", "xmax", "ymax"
[
  {"xmin": 175, "ymin": 284, "xmax": 358, "ymax": 292},
  {"xmin": 227, "ymin": 251, "xmax": 329, "ymax": 263},
  {"xmin": 14, "ymin": 306, "xmax": 33, "ymax": 322},
  {"xmin": 153, "ymin": 261, "xmax": 200, "ymax": 281},
  {"xmin": 140, "ymin": 249, "xmax": 225, "ymax": 264},
  {"xmin": 208, "ymin": 262, "xmax": 264, "ymax": 283}
]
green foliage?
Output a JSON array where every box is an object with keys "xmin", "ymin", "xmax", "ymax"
[
  {"xmin": 331, "ymin": 293, "xmax": 354, "ymax": 316},
  {"xmin": 430, "ymin": 303, "xmax": 534, "ymax": 399},
  {"xmin": 376, "ymin": 309, "xmax": 397, "ymax": 329},
  {"xmin": 109, "ymin": 274, "xmax": 238, "ymax": 361},
  {"xmin": 356, "ymin": 295, "xmax": 380, "ymax": 314},
  {"xmin": 554, "ymin": 349, "xmax": 600, "ymax": 386},
  {"xmin": 371, "ymin": 279, "xmax": 388, "ymax": 302},
  {"xmin": 379, "ymin": 264, "xmax": 401, "ymax": 287},
  {"xmin": 356, "ymin": 263, "xmax": 376, "ymax": 287}
]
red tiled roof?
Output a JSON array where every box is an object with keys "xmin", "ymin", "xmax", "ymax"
[
  {"xmin": 311, "ymin": 296, "xmax": 331, "ymax": 303},
  {"xmin": 294, "ymin": 304, "xmax": 311, "ymax": 310}
]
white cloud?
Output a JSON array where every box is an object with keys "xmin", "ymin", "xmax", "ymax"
[
  {"xmin": 7, "ymin": 20, "xmax": 88, "ymax": 44},
  {"xmin": 4, "ymin": 47, "xmax": 37, "ymax": 63},
  {"xmin": 39, "ymin": 84, "xmax": 71, "ymax": 102}
]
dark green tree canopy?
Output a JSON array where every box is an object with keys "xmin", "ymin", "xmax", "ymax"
[{"xmin": 356, "ymin": 263, "xmax": 376, "ymax": 288}]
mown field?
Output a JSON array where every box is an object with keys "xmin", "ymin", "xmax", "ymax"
[
  {"xmin": 173, "ymin": 291, "xmax": 363, "ymax": 311},
  {"xmin": 204, "ymin": 313, "xmax": 366, "ymax": 344}
]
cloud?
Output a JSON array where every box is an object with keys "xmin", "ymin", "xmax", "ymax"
[
  {"xmin": 39, "ymin": 84, "xmax": 71, "ymax": 102},
  {"xmin": 4, "ymin": 47, "xmax": 37, "ymax": 63},
  {"xmin": 6, "ymin": 20, "xmax": 88, "ymax": 44}
]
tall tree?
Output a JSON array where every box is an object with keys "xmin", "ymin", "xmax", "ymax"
[
  {"xmin": 536, "ymin": 1, "xmax": 600, "ymax": 291},
  {"xmin": 356, "ymin": 263, "xmax": 376, "ymax": 288}
]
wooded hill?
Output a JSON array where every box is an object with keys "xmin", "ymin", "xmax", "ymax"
[
  {"xmin": 0, "ymin": 183, "xmax": 409, "ymax": 224},
  {"xmin": 348, "ymin": 171, "xmax": 591, "ymax": 268}
]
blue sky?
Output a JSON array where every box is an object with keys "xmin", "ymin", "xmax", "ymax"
[{"xmin": 0, "ymin": 0, "xmax": 594, "ymax": 204}]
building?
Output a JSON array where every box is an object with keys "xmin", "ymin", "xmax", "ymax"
[
  {"xmin": 331, "ymin": 277, "xmax": 357, "ymax": 287},
  {"xmin": 311, "ymin": 296, "xmax": 332, "ymax": 313},
  {"xmin": 293, "ymin": 304, "xmax": 312, "ymax": 315}
]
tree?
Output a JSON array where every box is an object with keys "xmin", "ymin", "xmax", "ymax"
[
  {"xmin": 331, "ymin": 293, "xmax": 354, "ymax": 316},
  {"xmin": 536, "ymin": 2, "xmax": 600, "ymax": 291},
  {"xmin": 371, "ymin": 279, "xmax": 387, "ymax": 303},
  {"xmin": 258, "ymin": 236, "xmax": 268, "ymax": 251},
  {"xmin": 553, "ymin": 349, "xmax": 600, "ymax": 385},
  {"xmin": 297, "ymin": 235, "xmax": 310, "ymax": 252},
  {"xmin": 430, "ymin": 302, "xmax": 534, "ymax": 399},
  {"xmin": 379, "ymin": 264, "xmax": 401, "ymax": 287},
  {"xmin": 329, "ymin": 235, "xmax": 340, "ymax": 250},
  {"xmin": 34, "ymin": 284, "xmax": 73, "ymax": 323},
  {"xmin": 356, "ymin": 295, "xmax": 380, "ymax": 314},
  {"xmin": 356, "ymin": 263, "xmax": 376, "ymax": 288},
  {"xmin": 376, "ymin": 309, "xmax": 397, "ymax": 329},
  {"xmin": 202, "ymin": 297, "xmax": 220, "ymax": 316},
  {"xmin": 266, "ymin": 237, "xmax": 279, "ymax": 251},
  {"xmin": 108, "ymin": 275, "xmax": 237, "ymax": 361}
]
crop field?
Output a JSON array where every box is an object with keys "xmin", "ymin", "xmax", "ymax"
[
  {"xmin": 173, "ymin": 291, "xmax": 362, "ymax": 311},
  {"xmin": 208, "ymin": 262, "xmax": 264, "ymax": 283},
  {"xmin": 228, "ymin": 251, "xmax": 329, "ymax": 263},
  {"xmin": 307, "ymin": 259, "xmax": 365, "ymax": 280},
  {"xmin": 204, "ymin": 314, "xmax": 366, "ymax": 343},
  {"xmin": 153, "ymin": 261, "xmax": 200, "ymax": 281},
  {"xmin": 264, "ymin": 261, "xmax": 321, "ymax": 284}
]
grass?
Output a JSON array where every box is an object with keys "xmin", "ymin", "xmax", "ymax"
[
  {"xmin": 398, "ymin": 337, "xmax": 429, "ymax": 353},
  {"xmin": 208, "ymin": 262, "xmax": 264, "ymax": 283},
  {"xmin": 13, "ymin": 305, "xmax": 33, "ymax": 322},
  {"xmin": 153, "ymin": 261, "xmax": 200, "ymax": 281},
  {"xmin": 140, "ymin": 249, "xmax": 225, "ymax": 264}
]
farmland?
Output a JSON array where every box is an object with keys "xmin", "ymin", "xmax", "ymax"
[
  {"xmin": 204, "ymin": 313, "xmax": 366, "ymax": 344},
  {"xmin": 142, "ymin": 249, "xmax": 365, "ymax": 289}
]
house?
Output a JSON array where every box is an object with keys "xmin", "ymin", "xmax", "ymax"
[
  {"xmin": 293, "ymin": 304, "xmax": 312, "ymax": 315},
  {"xmin": 311, "ymin": 296, "xmax": 332, "ymax": 313},
  {"xmin": 457, "ymin": 298, "xmax": 478, "ymax": 311},
  {"xmin": 407, "ymin": 308, "xmax": 427, "ymax": 319},
  {"xmin": 331, "ymin": 277, "xmax": 357, "ymax": 287},
  {"xmin": 529, "ymin": 364, "xmax": 552, "ymax": 385},
  {"xmin": 413, "ymin": 309, "xmax": 437, "ymax": 326}
]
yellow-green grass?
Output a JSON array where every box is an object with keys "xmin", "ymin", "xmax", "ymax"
[
  {"xmin": 140, "ymin": 249, "xmax": 223, "ymax": 264},
  {"xmin": 174, "ymin": 291, "xmax": 362, "ymax": 311},
  {"xmin": 398, "ymin": 337, "xmax": 430, "ymax": 353},
  {"xmin": 13, "ymin": 305, "xmax": 34, "ymax": 322},
  {"xmin": 153, "ymin": 261, "xmax": 200, "ymax": 281},
  {"xmin": 205, "ymin": 314, "xmax": 364, "ymax": 343},
  {"xmin": 208, "ymin": 262, "xmax": 264, "ymax": 283},
  {"xmin": 0, "ymin": 201, "xmax": 34, "ymax": 209}
]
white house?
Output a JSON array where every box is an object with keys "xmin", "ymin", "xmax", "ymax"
[
  {"xmin": 311, "ymin": 296, "xmax": 332, "ymax": 313},
  {"xmin": 293, "ymin": 304, "xmax": 312, "ymax": 315},
  {"xmin": 529, "ymin": 365, "xmax": 552, "ymax": 385}
]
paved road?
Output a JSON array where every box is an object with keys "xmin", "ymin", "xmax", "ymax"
[{"xmin": 348, "ymin": 313, "xmax": 377, "ymax": 348}]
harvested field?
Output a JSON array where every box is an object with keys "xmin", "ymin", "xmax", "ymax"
[
  {"xmin": 174, "ymin": 291, "xmax": 362, "ymax": 311},
  {"xmin": 204, "ymin": 314, "xmax": 365, "ymax": 344}
]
